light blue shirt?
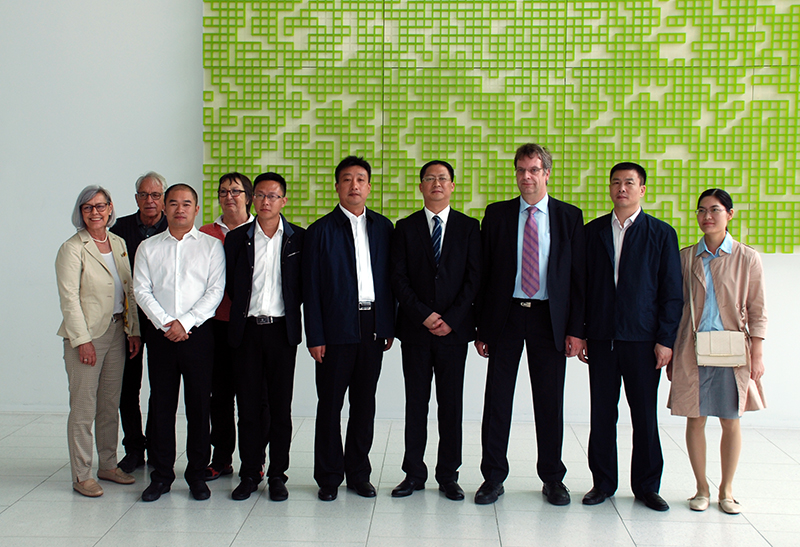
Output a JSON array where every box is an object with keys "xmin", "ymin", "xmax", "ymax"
[
  {"xmin": 696, "ymin": 232, "xmax": 733, "ymax": 332},
  {"xmin": 513, "ymin": 194, "xmax": 550, "ymax": 299}
]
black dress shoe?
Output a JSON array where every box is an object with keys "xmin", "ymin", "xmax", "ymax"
[
  {"xmin": 141, "ymin": 481, "xmax": 170, "ymax": 502},
  {"xmin": 190, "ymin": 480, "xmax": 211, "ymax": 501},
  {"xmin": 439, "ymin": 481, "xmax": 465, "ymax": 501},
  {"xmin": 636, "ymin": 491, "xmax": 669, "ymax": 512},
  {"xmin": 347, "ymin": 481, "xmax": 376, "ymax": 498},
  {"xmin": 318, "ymin": 486, "xmax": 338, "ymax": 501},
  {"xmin": 582, "ymin": 487, "xmax": 609, "ymax": 506},
  {"xmin": 232, "ymin": 477, "xmax": 259, "ymax": 501},
  {"xmin": 391, "ymin": 478, "xmax": 424, "ymax": 498},
  {"xmin": 542, "ymin": 481, "xmax": 571, "ymax": 506},
  {"xmin": 118, "ymin": 453, "xmax": 145, "ymax": 474},
  {"xmin": 267, "ymin": 477, "xmax": 288, "ymax": 501},
  {"xmin": 474, "ymin": 481, "xmax": 504, "ymax": 505}
]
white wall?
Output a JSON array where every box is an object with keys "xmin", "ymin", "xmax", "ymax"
[{"xmin": 1, "ymin": 1, "xmax": 796, "ymax": 430}]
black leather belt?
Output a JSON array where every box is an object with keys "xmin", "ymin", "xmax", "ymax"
[
  {"xmin": 248, "ymin": 315, "xmax": 285, "ymax": 325},
  {"xmin": 512, "ymin": 298, "xmax": 548, "ymax": 308},
  {"xmin": 111, "ymin": 313, "xmax": 123, "ymax": 323}
]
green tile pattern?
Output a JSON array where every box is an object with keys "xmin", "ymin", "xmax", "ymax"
[{"xmin": 203, "ymin": 0, "xmax": 800, "ymax": 252}]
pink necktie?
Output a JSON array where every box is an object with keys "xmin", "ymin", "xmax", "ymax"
[{"xmin": 521, "ymin": 206, "xmax": 540, "ymax": 297}]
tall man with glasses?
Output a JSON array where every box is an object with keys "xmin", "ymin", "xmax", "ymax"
[
  {"xmin": 304, "ymin": 156, "xmax": 394, "ymax": 501},
  {"xmin": 110, "ymin": 171, "xmax": 168, "ymax": 473},
  {"xmin": 224, "ymin": 172, "xmax": 304, "ymax": 501},
  {"xmin": 474, "ymin": 143, "xmax": 586, "ymax": 506},
  {"xmin": 390, "ymin": 160, "xmax": 480, "ymax": 501},
  {"xmin": 579, "ymin": 162, "xmax": 682, "ymax": 512}
]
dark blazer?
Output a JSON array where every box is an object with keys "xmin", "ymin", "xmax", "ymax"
[
  {"xmin": 224, "ymin": 215, "xmax": 305, "ymax": 348},
  {"xmin": 303, "ymin": 206, "xmax": 394, "ymax": 347},
  {"xmin": 109, "ymin": 212, "xmax": 168, "ymax": 270},
  {"xmin": 584, "ymin": 211, "xmax": 683, "ymax": 347},
  {"xmin": 391, "ymin": 209, "xmax": 481, "ymax": 345},
  {"xmin": 476, "ymin": 196, "xmax": 586, "ymax": 351}
]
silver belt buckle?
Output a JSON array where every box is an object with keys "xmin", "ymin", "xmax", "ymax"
[
  {"xmin": 358, "ymin": 301, "xmax": 373, "ymax": 311},
  {"xmin": 520, "ymin": 301, "xmax": 532, "ymax": 308},
  {"xmin": 255, "ymin": 315, "xmax": 275, "ymax": 325}
]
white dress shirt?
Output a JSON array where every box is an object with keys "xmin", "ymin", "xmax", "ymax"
[
  {"xmin": 100, "ymin": 251, "xmax": 125, "ymax": 315},
  {"xmin": 133, "ymin": 226, "xmax": 226, "ymax": 332},
  {"xmin": 424, "ymin": 205, "xmax": 450, "ymax": 245},
  {"xmin": 248, "ymin": 218, "xmax": 285, "ymax": 317},
  {"xmin": 513, "ymin": 194, "xmax": 550, "ymax": 300},
  {"xmin": 611, "ymin": 207, "xmax": 642, "ymax": 286},
  {"xmin": 339, "ymin": 204, "xmax": 375, "ymax": 303}
]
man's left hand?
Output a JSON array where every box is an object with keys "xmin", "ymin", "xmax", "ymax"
[{"xmin": 654, "ymin": 343, "xmax": 672, "ymax": 369}]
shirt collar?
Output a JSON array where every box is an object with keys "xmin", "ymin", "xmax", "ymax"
[
  {"xmin": 519, "ymin": 193, "xmax": 548, "ymax": 215},
  {"xmin": 424, "ymin": 205, "xmax": 450, "ymax": 226},
  {"xmin": 612, "ymin": 207, "xmax": 641, "ymax": 229},
  {"xmin": 339, "ymin": 204, "xmax": 367, "ymax": 223},
  {"xmin": 254, "ymin": 216, "xmax": 284, "ymax": 239},
  {"xmin": 215, "ymin": 214, "xmax": 253, "ymax": 232},
  {"xmin": 696, "ymin": 232, "xmax": 733, "ymax": 257},
  {"xmin": 167, "ymin": 225, "xmax": 201, "ymax": 242}
]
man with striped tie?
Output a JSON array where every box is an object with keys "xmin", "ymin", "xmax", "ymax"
[
  {"xmin": 473, "ymin": 144, "xmax": 587, "ymax": 506},
  {"xmin": 389, "ymin": 160, "xmax": 481, "ymax": 501}
]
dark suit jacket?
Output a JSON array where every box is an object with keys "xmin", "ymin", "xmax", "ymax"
[
  {"xmin": 303, "ymin": 206, "xmax": 394, "ymax": 347},
  {"xmin": 224, "ymin": 215, "xmax": 305, "ymax": 348},
  {"xmin": 109, "ymin": 212, "xmax": 168, "ymax": 270},
  {"xmin": 476, "ymin": 196, "xmax": 586, "ymax": 352},
  {"xmin": 391, "ymin": 209, "xmax": 481, "ymax": 345},
  {"xmin": 584, "ymin": 211, "xmax": 683, "ymax": 347}
]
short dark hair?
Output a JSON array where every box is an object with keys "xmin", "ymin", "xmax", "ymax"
[
  {"xmin": 164, "ymin": 183, "xmax": 198, "ymax": 204},
  {"xmin": 335, "ymin": 156, "xmax": 371, "ymax": 183},
  {"xmin": 610, "ymin": 162, "xmax": 647, "ymax": 185},
  {"xmin": 219, "ymin": 172, "xmax": 254, "ymax": 206},
  {"xmin": 419, "ymin": 160, "xmax": 455, "ymax": 182},
  {"xmin": 697, "ymin": 188, "xmax": 734, "ymax": 211},
  {"xmin": 514, "ymin": 143, "xmax": 552, "ymax": 171},
  {"xmin": 253, "ymin": 172, "xmax": 287, "ymax": 196}
]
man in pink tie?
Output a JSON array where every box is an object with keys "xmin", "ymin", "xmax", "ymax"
[{"xmin": 473, "ymin": 143, "xmax": 587, "ymax": 506}]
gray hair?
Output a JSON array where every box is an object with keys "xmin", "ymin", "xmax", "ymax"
[
  {"xmin": 135, "ymin": 171, "xmax": 167, "ymax": 193},
  {"xmin": 71, "ymin": 185, "xmax": 117, "ymax": 230}
]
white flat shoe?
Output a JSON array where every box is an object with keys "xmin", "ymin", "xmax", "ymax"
[
  {"xmin": 719, "ymin": 498, "xmax": 742, "ymax": 514},
  {"xmin": 689, "ymin": 495, "xmax": 710, "ymax": 511}
]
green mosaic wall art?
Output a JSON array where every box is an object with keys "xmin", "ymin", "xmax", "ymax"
[{"xmin": 203, "ymin": 0, "xmax": 800, "ymax": 252}]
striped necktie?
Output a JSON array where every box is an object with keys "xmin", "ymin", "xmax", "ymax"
[
  {"xmin": 521, "ymin": 206, "xmax": 540, "ymax": 297},
  {"xmin": 432, "ymin": 215, "xmax": 442, "ymax": 265}
]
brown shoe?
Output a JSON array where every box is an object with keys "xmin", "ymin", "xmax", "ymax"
[
  {"xmin": 98, "ymin": 467, "xmax": 136, "ymax": 485},
  {"xmin": 73, "ymin": 478, "xmax": 104, "ymax": 497}
]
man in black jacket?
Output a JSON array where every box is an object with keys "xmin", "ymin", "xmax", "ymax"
[
  {"xmin": 223, "ymin": 172, "xmax": 304, "ymax": 502},
  {"xmin": 109, "ymin": 171, "xmax": 168, "ymax": 473}
]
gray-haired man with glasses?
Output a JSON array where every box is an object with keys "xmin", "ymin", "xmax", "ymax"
[{"xmin": 109, "ymin": 171, "xmax": 168, "ymax": 473}]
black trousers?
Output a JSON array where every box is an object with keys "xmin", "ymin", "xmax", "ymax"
[
  {"xmin": 145, "ymin": 320, "xmax": 214, "ymax": 486},
  {"xmin": 209, "ymin": 319, "xmax": 236, "ymax": 468},
  {"xmin": 587, "ymin": 339, "xmax": 663, "ymax": 497},
  {"xmin": 119, "ymin": 307, "xmax": 152, "ymax": 458},
  {"xmin": 401, "ymin": 340, "xmax": 467, "ymax": 484},
  {"xmin": 480, "ymin": 300, "xmax": 567, "ymax": 484},
  {"xmin": 314, "ymin": 309, "xmax": 384, "ymax": 488},
  {"xmin": 234, "ymin": 318, "xmax": 297, "ymax": 482}
]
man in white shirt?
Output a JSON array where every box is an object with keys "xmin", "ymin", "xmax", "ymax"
[
  {"xmin": 133, "ymin": 184, "xmax": 225, "ymax": 502},
  {"xmin": 223, "ymin": 172, "xmax": 305, "ymax": 502},
  {"xmin": 303, "ymin": 156, "xmax": 395, "ymax": 501}
]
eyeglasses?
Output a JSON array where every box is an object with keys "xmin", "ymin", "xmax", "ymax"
[
  {"xmin": 516, "ymin": 167, "xmax": 545, "ymax": 176},
  {"xmin": 422, "ymin": 176, "xmax": 451, "ymax": 184},
  {"xmin": 81, "ymin": 203, "xmax": 109, "ymax": 214},
  {"xmin": 254, "ymin": 193, "xmax": 285, "ymax": 202},
  {"xmin": 696, "ymin": 207, "xmax": 727, "ymax": 216},
  {"xmin": 218, "ymin": 189, "xmax": 245, "ymax": 198},
  {"xmin": 137, "ymin": 191, "xmax": 163, "ymax": 201}
]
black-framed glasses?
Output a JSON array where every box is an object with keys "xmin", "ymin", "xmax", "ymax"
[
  {"xmin": 254, "ymin": 192, "xmax": 284, "ymax": 202},
  {"xmin": 218, "ymin": 189, "xmax": 245, "ymax": 198},
  {"xmin": 81, "ymin": 203, "xmax": 109, "ymax": 214},
  {"xmin": 136, "ymin": 192, "xmax": 163, "ymax": 200}
]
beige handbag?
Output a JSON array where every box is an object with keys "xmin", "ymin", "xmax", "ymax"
[{"xmin": 689, "ymin": 256, "xmax": 747, "ymax": 368}]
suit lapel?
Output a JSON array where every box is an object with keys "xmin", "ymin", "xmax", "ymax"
[
  {"xmin": 414, "ymin": 210, "xmax": 437, "ymax": 268},
  {"xmin": 83, "ymin": 232, "xmax": 112, "ymax": 275}
]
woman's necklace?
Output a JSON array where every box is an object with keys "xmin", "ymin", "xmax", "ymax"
[{"xmin": 91, "ymin": 232, "xmax": 109, "ymax": 244}]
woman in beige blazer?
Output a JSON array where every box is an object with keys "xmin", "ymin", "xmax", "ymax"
[
  {"xmin": 668, "ymin": 188, "xmax": 767, "ymax": 515},
  {"xmin": 56, "ymin": 186, "xmax": 142, "ymax": 497}
]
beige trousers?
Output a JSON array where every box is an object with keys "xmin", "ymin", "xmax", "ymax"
[{"xmin": 64, "ymin": 319, "xmax": 126, "ymax": 482}]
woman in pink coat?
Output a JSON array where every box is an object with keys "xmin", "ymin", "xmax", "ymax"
[{"xmin": 668, "ymin": 188, "xmax": 767, "ymax": 515}]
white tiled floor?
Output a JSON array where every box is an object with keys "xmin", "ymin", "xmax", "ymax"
[{"xmin": 0, "ymin": 412, "xmax": 797, "ymax": 546}]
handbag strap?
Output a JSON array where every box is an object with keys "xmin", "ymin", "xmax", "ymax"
[{"xmin": 688, "ymin": 248, "xmax": 698, "ymax": 335}]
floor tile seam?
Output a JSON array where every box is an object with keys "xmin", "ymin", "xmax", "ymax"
[
  {"xmin": 229, "ymin": 487, "xmax": 263, "ymax": 547},
  {"xmin": 365, "ymin": 419, "xmax": 396, "ymax": 546},
  {"xmin": 611, "ymin": 497, "xmax": 639, "ymax": 546}
]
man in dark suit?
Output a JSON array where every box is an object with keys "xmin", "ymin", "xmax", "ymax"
[
  {"xmin": 303, "ymin": 156, "xmax": 394, "ymax": 501},
  {"xmin": 474, "ymin": 143, "xmax": 586, "ymax": 506},
  {"xmin": 109, "ymin": 171, "xmax": 168, "ymax": 473},
  {"xmin": 390, "ymin": 160, "xmax": 480, "ymax": 501},
  {"xmin": 224, "ymin": 172, "xmax": 304, "ymax": 501},
  {"xmin": 579, "ymin": 162, "xmax": 682, "ymax": 512}
]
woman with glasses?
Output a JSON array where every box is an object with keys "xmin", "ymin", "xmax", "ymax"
[
  {"xmin": 56, "ymin": 186, "xmax": 141, "ymax": 496},
  {"xmin": 200, "ymin": 172, "xmax": 254, "ymax": 480},
  {"xmin": 668, "ymin": 188, "xmax": 767, "ymax": 514}
]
